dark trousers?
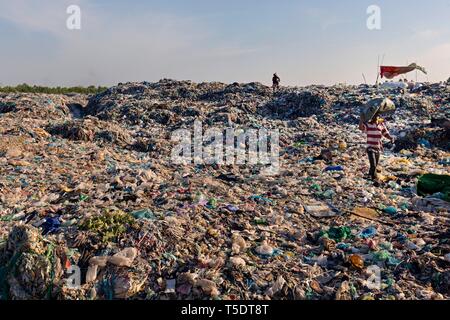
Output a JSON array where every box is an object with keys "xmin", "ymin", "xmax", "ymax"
[{"xmin": 367, "ymin": 148, "xmax": 380, "ymax": 179}]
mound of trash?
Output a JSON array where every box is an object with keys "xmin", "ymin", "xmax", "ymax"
[
  {"xmin": 0, "ymin": 225, "xmax": 66, "ymax": 299},
  {"xmin": 395, "ymin": 96, "xmax": 436, "ymax": 116},
  {"xmin": 262, "ymin": 90, "xmax": 331, "ymax": 119},
  {"xmin": 46, "ymin": 119, "xmax": 133, "ymax": 147},
  {"xmin": 395, "ymin": 116, "xmax": 450, "ymax": 152},
  {"xmin": 84, "ymin": 80, "xmax": 273, "ymax": 128},
  {"xmin": 1, "ymin": 80, "xmax": 449, "ymax": 300}
]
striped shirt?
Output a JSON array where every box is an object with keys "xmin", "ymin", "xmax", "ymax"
[{"xmin": 362, "ymin": 122, "xmax": 392, "ymax": 150}]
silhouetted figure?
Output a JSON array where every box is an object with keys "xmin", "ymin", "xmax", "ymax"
[{"xmin": 272, "ymin": 73, "xmax": 280, "ymax": 92}]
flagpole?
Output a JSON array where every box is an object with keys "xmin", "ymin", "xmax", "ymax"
[
  {"xmin": 416, "ymin": 58, "xmax": 418, "ymax": 82},
  {"xmin": 376, "ymin": 54, "xmax": 385, "ymax": 87},
  {"xmin": 376, "ymin": 55, "xmax": 380, "ymax": 86}
]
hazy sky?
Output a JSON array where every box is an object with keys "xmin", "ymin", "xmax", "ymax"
[{"xmin": 1, "ymin": 0, "xmax": 449, "ymax": 86}]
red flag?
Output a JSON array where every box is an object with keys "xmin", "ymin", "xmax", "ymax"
[{"xmin": 380, "ymin": 63, "xmax": 427, "ymax": 79}]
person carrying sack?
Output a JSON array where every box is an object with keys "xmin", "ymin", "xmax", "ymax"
[{"xmin": 359, "ymin": 112, "xmax": 395, "ymax": 181}]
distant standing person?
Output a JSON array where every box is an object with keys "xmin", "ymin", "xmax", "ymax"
[
  {"xmin": 272, "ymin": 73, "xmax": 280, "ymax": 92},
  {"xmin": 359, "ymin": 112, "xmax": 394, "ymax": 181}
]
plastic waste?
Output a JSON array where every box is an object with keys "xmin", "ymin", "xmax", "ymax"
[
  {"xmin": 131, "ymin": 209, "xmax": 156, "ymax": 220},
  {"xmin": 1, "ymin": 81, "xmax": 449, "ymax": 300},
  {"xmin": 41, "ymin": 217, "xmax": 61, "ymax": 235},
  {"xmin": 417, "ymin": 174, "xmax": 450, "ymax": 202},
  {"xmin": 383, "ymin": 206, "xmax": 398, "ymax": 215},
  {"xmin": 372, "ymin": 250, "xmax": 391, "ymax": 262},
  {"xmin": 359, "ymin": 227, "xmax": 377, "ymax": 239},
  {"xmin": 349, "ymin": 254, "xmax": 364, "ymax": 270},
  {"xmin": 321, "ymin": 226, "xmax": 352, "ymax": 242},
  {"xmin": 304, "ymin": 203, "xmax": 337, "ymax": 218},
  {"xmin": 325, "ymin": 166, "xmax": 344, "ymax": 172},
  {"xmin": 255, "ymin": 241, "xmax": 275, "ymax": 257}
]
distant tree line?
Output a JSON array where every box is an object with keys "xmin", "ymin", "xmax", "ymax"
[{"xmin": 0, "ymin": 83, "xmax": 108, "ymax": 94}]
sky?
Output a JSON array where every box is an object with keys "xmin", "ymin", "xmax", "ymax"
[{"xmin": 0, "ymin": 0, "xmax": 449, "ymax": 86}]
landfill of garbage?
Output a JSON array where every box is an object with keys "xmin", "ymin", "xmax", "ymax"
[{"xmin": 0, "ymin": 79, "xmax": 449, "ymax": 300}]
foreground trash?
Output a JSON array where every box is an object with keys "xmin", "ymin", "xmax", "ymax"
[{"xmin": 0, "ymin": 80, "xmax": 449, "ymax": 300}]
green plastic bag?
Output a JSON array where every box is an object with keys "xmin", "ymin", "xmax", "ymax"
[
  {"xmin": 417, "ymin": 174, "xmax": 450, "ymax": 202},
  {"xmin": 360, "ymin": 98, "xmax": 396, "ymax": 123},
  {"xmin": 321, "ymin": 226, "xmax": 352, "ymax": 242},
  {"xmin": 131, "ymin": 209, "xmax": 156, "ymax": 220}
]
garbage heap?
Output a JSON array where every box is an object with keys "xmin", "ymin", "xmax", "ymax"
[{"xmin": 0, "ymin": 80, "xmax": 449, "ymax": 300}]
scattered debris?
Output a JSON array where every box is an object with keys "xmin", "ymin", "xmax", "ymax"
[{"xmin": 0, "ymin": 80, "xmax": 449, "ymax": 300}]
